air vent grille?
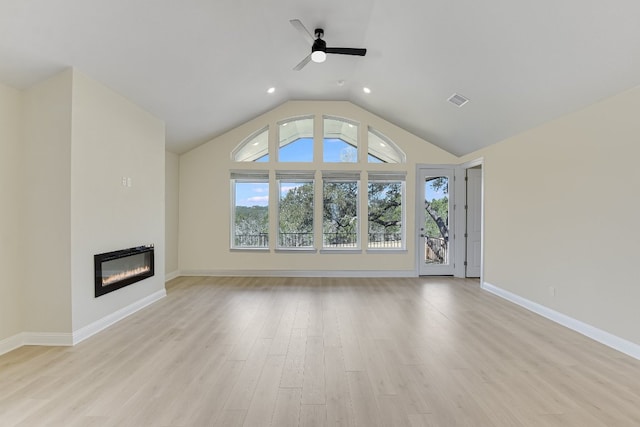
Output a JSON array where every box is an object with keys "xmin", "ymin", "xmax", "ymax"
[{"xmin": 448, "ymin": 93, "xmax": 469, "ymax": 107}]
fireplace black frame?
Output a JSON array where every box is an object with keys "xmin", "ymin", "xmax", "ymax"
[{"xmin": 94, "ymin": 245, "xmax": 154, "ymax": 297}]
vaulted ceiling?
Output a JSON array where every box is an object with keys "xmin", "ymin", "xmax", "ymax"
[{"xmin": 2, "ymin": 0, "xmax": 639, "ymax": 155}]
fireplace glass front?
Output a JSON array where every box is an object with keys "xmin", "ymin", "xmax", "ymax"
[{"xmin": 94, "ymin": 246, "xmax": 154, "ymax": 297}]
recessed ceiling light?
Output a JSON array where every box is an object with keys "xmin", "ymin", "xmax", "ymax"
[
  {"xmin": 363, "ymin": 87, "xmax": 371, "ymax": 94},
  {"xmin": 267, "ymin": 87, "xmax": 275, "ymax": 94}
]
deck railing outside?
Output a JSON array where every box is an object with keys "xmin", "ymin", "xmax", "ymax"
[
  {"xmin": 425, "ymin": 236, "xmax": 448, "ymax": 264},
  {"xmin": 234, "ymin": 233, "xmax": 268, "ymax": 248},
  {"xmin": 235, "ymin": 232, "xmax": 404, "ymax": 248}
]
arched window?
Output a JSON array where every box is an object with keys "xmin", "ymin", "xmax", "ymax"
[
  {"xmin": 231, "ymin": 115, "xmax": 406, "ymax": 251},
  {"xmin": 367, "ymin": 127, "xmax": 405, "ymax": 164},
  {"xmin": 278, "ymin": 116, "xmax": 314, "ymax": 162},
  {"xmin": 232, "ymin": 127, "xmax": 269, "ymax": 162},
  {"xmin": 323, "ymin": 116, "xmax": 358, "ymax": 163}
]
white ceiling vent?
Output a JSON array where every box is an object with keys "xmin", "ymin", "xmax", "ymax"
[{"xmin": 448, "ymin": 93, "xmax": 469, "ymax": 107}]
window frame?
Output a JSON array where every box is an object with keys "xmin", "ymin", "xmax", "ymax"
[
  {"xmin": 321, "ymin": 171, "xmax": 361, "ymax": 252},
  {"xmin": 276, "ymin": 171, "xmax": 316, "ymax": 251},
  {"xmin": 323, "ymin": 116, "xmax": 359, "ymax": 163},
  {"xmin": 232, "ymin": 126, "xmax": 270, "ymax": 162},
  {"xmin": 366, "ymin": 172, "xmax": 407, "ymax": 252},
  {"xmin": 229, "ymin": 116, "xmax": 408, "ymax": 255},
  {"xmin": 230, "ymin": 171, "xmax": 270, "ymax": 250},
  {"xmin": 277, "ymin": 116, "xmax": 315, "ymax": 163},
  {"xmin": 367, "ymin": 127, "xmax": 406, "ymax": 164}
]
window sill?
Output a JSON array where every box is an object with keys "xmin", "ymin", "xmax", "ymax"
[
  {"xmin": 366, "ymin": 248, "xmax": 408, "ymax": 254},
  {"xmin": 230, "ymin": 247, "xmax": 270, "ymax": 253},
  {"xmin": 319, "ymin": 248, "xmax": 362, "ymax": 254},
  {"xmin": 275, "ymin": 248, "xmax": 317, "ymax": 253}
]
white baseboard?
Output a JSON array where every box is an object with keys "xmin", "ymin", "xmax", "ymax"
[
  {"xmin": 0, "ymin": 331, "xmax": 74, "ymax": 356},
  {"xmin": 180, "ymin": 269, "xmax": 416, "ymax": 278},
  {"xmin": 72, "ymin": 289, "xmax": 167, "ymax": 345},
  {"xmin": 0, "ymin": 333, "xmax": 25, "ymax": 356},
  {"xmin": 24, "ymin": 332, "xmax": 74, "ymax": 346},
  {"xmin": 0, "ymin": 289, "xmax": 168, "ymax": 356},
  {"xmin": 165, "ymin": 270, "xmax": 180, "ymax": 282},
  {"xmin": 482, "ymin": 282, "xmax": 640, "ymax": 361}
]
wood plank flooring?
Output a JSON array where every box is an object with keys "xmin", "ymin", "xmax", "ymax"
[{"xmin": 2, "ymin": 276, "xmax": 640, "ymax": 426}]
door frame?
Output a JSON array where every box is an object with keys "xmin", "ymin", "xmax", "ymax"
[
  {"xmin": 452, "ymin": 158, "xmax": 484, "ymax": 282},
  {"xmin": 415, "ymin": 159, "xmax": 484, "ymax": 281},
  {"xmin": 415, "ymin": 165, "xmax": 456, "ymax": 276}
]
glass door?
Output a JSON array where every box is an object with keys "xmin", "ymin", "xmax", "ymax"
[{"xmin": 417, "ymin": 168, "xmax": 454, "ymax": 275}]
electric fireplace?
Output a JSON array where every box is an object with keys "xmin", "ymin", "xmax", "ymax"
[{"xmin": 94, "ymin": 245, "xmax": 154, "ymax": 297}]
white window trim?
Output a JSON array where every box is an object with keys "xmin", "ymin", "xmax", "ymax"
[
  {"xmin": 277, "ymin": 116, "xmax": 314, "ymax": 162},
  {"xmin": 367, "ymin": 126, "xmax": 406, "ymax": 164},
  {"xmin": 230, "ymin": 171, "xmax": 270, "ymax": 250},
  {"xmin": 321, "ymin": 171, "xmax": 361, "ymax": 251},
  {"xmin": 366, "ymin": 172, "xmax": 406, "ymax": 251},
  {"xmin": 323, "ymin": 115, "xmax": 360, "ymax": 163},
  {"xmin": 276, "ymin": 170, "xmax": 316, "ymax": 250},
  {"xmin": 231, "ymin": 126, "xmax": 269, "ymax": 162}
]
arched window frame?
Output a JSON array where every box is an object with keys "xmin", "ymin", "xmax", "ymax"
[
  {"xmin": 277, "ymin": 116, "xmax": 314, "ymax": 162},
  {"xmin": 367, "ymin": 127, "xmax": 406, "ymax": 164},
  {"xmin": 230, "ymin": 115, "xmax": 407, "ymax": 252},
  {"xmin": 323, "ymin": 115, "xmax": 360, "ymax": 163},
  {"xmin": 231, "ymin": 126, "xmax": 269, "ymax": 162}
]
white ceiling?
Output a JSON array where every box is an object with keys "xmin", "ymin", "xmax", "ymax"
[{"xmin": 2, "ymin": 0, "xmax": 639, "ymax": 155}]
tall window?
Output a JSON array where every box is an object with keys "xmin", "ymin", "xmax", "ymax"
[
  {"xmin": 231, "ymin": 171, "xmax": 269, "ymax": 248},
  {"xmin": 323, "ymin": 116, "xmax": 358, "ymax": 162},
  {"xmin": 322, "ymin": 172, "xmax": 360, "ymax": 249},
  {"xmin": 277, "ymin": 171, "xmax": 315, "ymax": 248},
  {"xmin": 367, "ymin": 172, "xmax": 406, "ymax": 249},
  {"xmin": 278, "ymin": 117, "xmax": 314, "ymax": 162}
]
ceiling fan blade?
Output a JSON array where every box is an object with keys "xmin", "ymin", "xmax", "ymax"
[
  {"xmin": 290, "ymin": 19, "xmax": 315, "ymax": 45},
  {"xmin": 326, "ymin": 47, "xmax": 367, "ymax": 56},
  {"xmin": 293, "ymin": 54, "xmax": 312, "ymax": 71}
]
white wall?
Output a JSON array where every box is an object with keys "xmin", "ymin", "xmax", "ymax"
[
  {"xmin": 22, "ymin": 70, "xmax": 73, "ymax": 334},
  {"xmin": 165, "ymin": 151, "xmax": 180, "ymax": 276},
  {"xmin": 462, "ymin": 86, "xmax": 640, "ymax": 346},
  {"xmin": 179, "ymin": 100, "xmax": 458, "ymax": 274},
  {"xmin": 0, "ymin": 83, "xmax": 24, "ymax": 342},
  {"xmin": 70, "ymin": 70, "xmax": 166, "ymax": 331}
]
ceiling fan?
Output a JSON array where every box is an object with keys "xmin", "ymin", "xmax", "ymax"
[{"xmin": 290, "ymin": 19, "xmax": 367, "ymax": 71}]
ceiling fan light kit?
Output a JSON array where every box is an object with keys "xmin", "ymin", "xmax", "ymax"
[
  {"xmin": 290, "ymin": 19, "xmax": 366, "ymax": 70},
  {"xmin": 311, "ymin": 51, "xmax": 327, "ymax": 63}
]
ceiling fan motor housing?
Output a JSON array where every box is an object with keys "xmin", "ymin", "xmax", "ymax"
[{"xmin": 312, "ymin": 38, "xmax": 326, "ymax": 53}]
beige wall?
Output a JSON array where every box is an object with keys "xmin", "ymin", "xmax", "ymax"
[
  {"xmin": 70, "ymin": 70, "xmax": 166, "ymax": 331},
  {"xmin": 462, "ymin": 86, "xmax": 640, "ymax": 346},
  {"xmin": 165, "ymin": 151, "xmax": 180, "ymax": 275},
  {"xmin": 0, "ymin": 69, "xmax": 166, "ymax": 345},
  {"xmin": 179, "ymin": 100, "xmax": 457, "ymax": 274},
  {"xmin": 22, "ymin": 70, "xmax": 73, "ymax": 333},
  {"xmin": 0, "ymin": 83, "xmax": 24, "ymax": 342}
]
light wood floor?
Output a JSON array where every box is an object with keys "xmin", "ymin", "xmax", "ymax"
[{"xmin": 2, "ymin": 276, "xmax": 640, "ymax": 426}]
